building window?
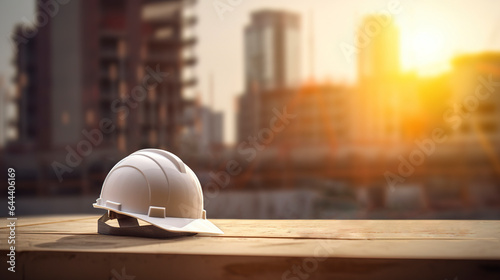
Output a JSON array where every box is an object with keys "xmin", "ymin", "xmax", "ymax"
[
  {"xmin": 86, "ymin": 109, "xmax": 95, "ymax": 126},
  {"xmin": 119, "ymin": 81, "xmax": 127, "ymax": 98},
  {"xmin": 149, "ymin": 129, "xmax": 158, "ymax": 146},
  {"xmin": 109, "ymin": 63, "xmax": 118, "ymax": 81},
  {"xmin": 61, "ymin": 111, "xmax": 70, "ymax": 125},
  {"xmin": 148, "ymin": 88, "xmax": 156, "ymax": 102},
  {"xmin": 117, "ymin": 40, "xmax": 127, "ymax": 58},
  {"xmin": 118, "ymin": 111, "xmax": 126, "ymax": 128},
  {"xmin": 136, "ymin": 65, "xmax": 144, "ymax": 82},
  {"xmin": 118, "ymin": 134, "xmax": 126, "ymax": 152}
]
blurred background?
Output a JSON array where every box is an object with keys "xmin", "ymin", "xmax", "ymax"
[{"xmin": 1, "ymin": 0, "xmax": 500, "ymax": 219}]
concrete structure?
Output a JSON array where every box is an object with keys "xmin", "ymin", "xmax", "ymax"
[
  {"xmin": 6, "ymin": 0, "xmax": 197, "ymax": 195},
  {"xmin": 10, "ymin": 0, "xmax": 196, "ymax": 153}
]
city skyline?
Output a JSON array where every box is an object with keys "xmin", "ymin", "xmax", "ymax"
[
  {"xmin": 1, "ymin": 0, "xmax": 499, "ymax": 221},
  {"xmin": 1, "ymin": 0, "xmax": 500, "ymax": 143},
  {"xmin": 197, "ymin": 0, "xmax": 500, "ymax": 143}
]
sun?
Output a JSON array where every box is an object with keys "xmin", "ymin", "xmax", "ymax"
[
  {"xmin": 414, "ymin": 29, "xmax": 445, "ymax": 65},
  {"xmin": 398, "ymin": 16, "xmax": 451, "ymax": 75}
]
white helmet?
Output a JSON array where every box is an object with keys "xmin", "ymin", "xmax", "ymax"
[{"xmin": 93, "ymin": 149, "xmax": 223, "ymax": 237}]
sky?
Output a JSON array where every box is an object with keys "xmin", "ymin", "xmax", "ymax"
[{"xmin": 1, "ymin": 0, "xmax": 500, "ymax": 144}]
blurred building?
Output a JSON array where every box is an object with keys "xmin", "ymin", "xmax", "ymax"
[
  {"xmin": 238, "ymin": 9, "xmax": 301, "ymax": 142},
  {"xmin": 11, "ymin": 0, "xmax": 196, "ymax": 152},
  {"xmin": 5, "ymin": 0, "xmax": 197, "ymax": 195},
  {"xmin": 261, "ymin": 84, "xmax": 351, "ymax": 149},
  {"xmin": 244, "ymin": 10, "xmax": 301, "ymax": 92},
  {"xmin": 234, "ymin": 12, "xmax": 500, "ymax": 214},
  {"xmin": 386, "ymin": 52, "xmax": 500, "ymax": 211},
  {"xmin": 444, "ymin": 53, "xmax": 500, "ymax": 207},
  {"xmin": 180, "ymin": 101, "xmax": 224, "ymax": 156},
  {"xmin": 354, "ymin": 14, "xmax": 403, "ymax": 144},
  {"xmin": 10, "ymin": 24, "xmax": 43, "ymax": 151},
  {"xmin": 235, "ymin": 11, "xmax": 359, "ymax": 189},
  {"xmin": 202, "ymin": 107, "xmax": 224, "ymax": 148},
  {"xmin": 236, "ymin": 92, "xmax": 259, "ymax": 142},
  {"xmin": 0, "ymin": 76, "xmax": 13, "ymax": 148},
  {"xmin": 0, "ymin": 77, "xmax": 5, "ymax": 148},
  {"xmin": 449, "ymin": 53, "xmax": 500, "ymax": 146},
  {"xmin": 233, "ymin": 83, "xmax": 352, "ymax": 189}
]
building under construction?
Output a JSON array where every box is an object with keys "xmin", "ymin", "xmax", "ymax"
[
  {"xmin": 5, "ymin": 0, "xmax": 198, "ymax": 195},
  {"xmin": 233, "ymin": 12, "xmax": 500, "ymax": 213}
]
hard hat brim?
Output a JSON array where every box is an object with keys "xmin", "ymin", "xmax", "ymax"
[{"xmin": 93, "ymin": 203, "xmax": 224, "ymax": 235}]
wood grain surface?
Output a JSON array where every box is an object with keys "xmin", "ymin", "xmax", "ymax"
[{"xmin": 1, "ymin": 215, "xmax": 499, "ymax": 280}]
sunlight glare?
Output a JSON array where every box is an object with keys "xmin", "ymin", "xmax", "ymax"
[{"xmin": 399, "ymin": 14, "xmax": 451, "ymax": 76}]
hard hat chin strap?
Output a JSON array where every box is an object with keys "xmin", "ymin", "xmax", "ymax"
[{"xmin": 98, "ymin": 212, "xmax": 196, "ymax": 239}]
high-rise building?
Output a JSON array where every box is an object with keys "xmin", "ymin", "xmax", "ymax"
[
  {"xmin": 0, "ymin": 76, "xmax": 11, "ymax": 148},
  {"xmin": 449, "ymin": 53, "xmax": 500, "ymax": 147},
  {"xmin": 11, "ymin": 23, "xmax": 45, "ymax": 150},
  {"xmin": 10, "ymin": 0, "xmax": 196, "ymax": 153},
  {"xmin": 7, "ymin": 0, "xmax": 197, "ymax": 194},
  {"xmin": 357, "ymin": 15, "xmax": 400, "ymax": 80},
  {"xmin": 354, "ymin": 14, "xmax": 402, "ymax": 144},
  {"xmin": 236, "ymin": 90, "xmax": 260, "ymax": 142},
  {"xmin": 238, "ymin": 10, "xmax": 300, "ymax": 142},
  {"xmin": 244, "ymin": 10, "xmax": 301, "ymax": 92}
]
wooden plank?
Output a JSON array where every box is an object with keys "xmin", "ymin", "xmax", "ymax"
[
  {"xmin": 8, "ymin": 252, "xmax": 500, "ymax": 280},
  {"xmin": 0, "ymin": 215, "xmax": 500, "ymax": 240},
  {"xmin": 3, "ymin": 231, "xmax": 500, "ymax": 259},
  {"xmin": 3, "ymin": 215, "xmax": 499, "ymax": 240},
  {"xmin": 0, "ymin": 215, "xmax": 93, "ymax": 228},
  {"xmin": 1, "ymin": 215, "xmax": 500, "ymax": 280}
]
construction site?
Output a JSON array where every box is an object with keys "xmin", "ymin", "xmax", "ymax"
[{"xmin": 1, "ymin": 2, "xmax": 500, "ymax": 220}]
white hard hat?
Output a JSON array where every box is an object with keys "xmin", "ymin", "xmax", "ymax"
[{"xmin": 93, "ymin": 149, "xmax": 223, "ymax": 237}]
